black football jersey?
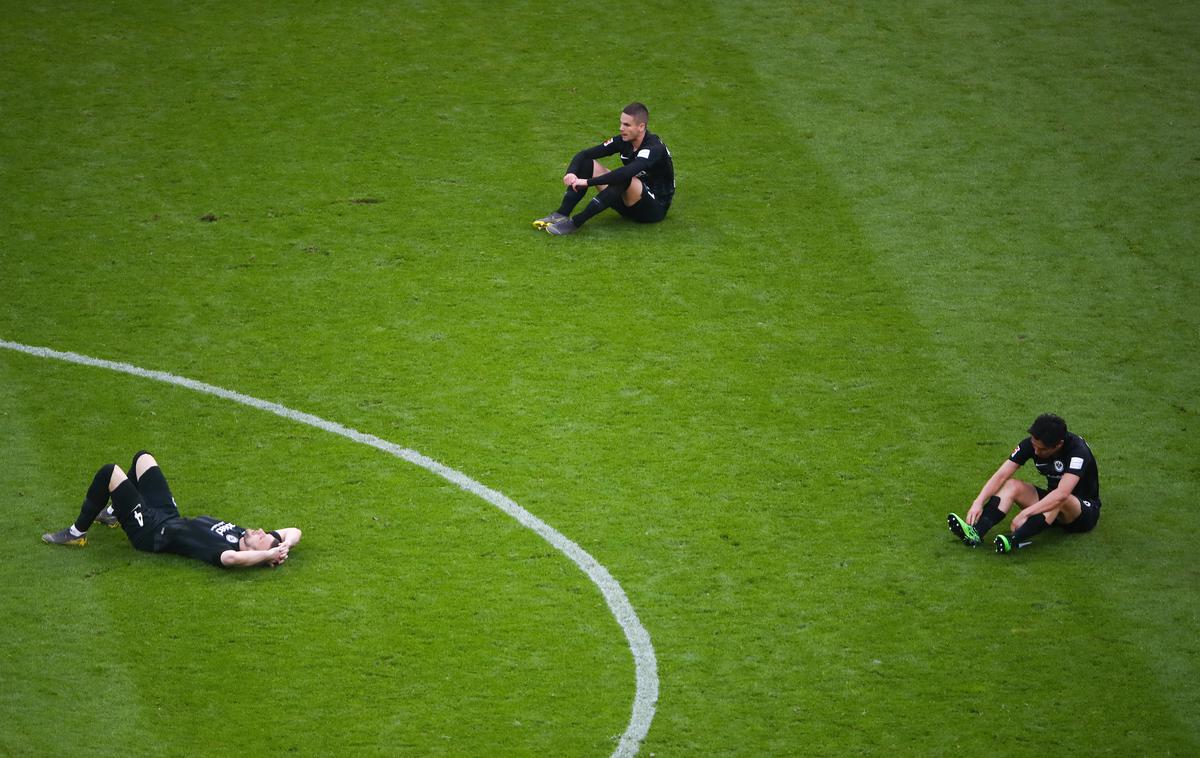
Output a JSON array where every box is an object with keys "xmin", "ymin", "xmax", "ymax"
[
  {"xmin": 157, "ymin": 515, "xmax": 247, "ymax": 566},
  {"xmin": 583, "ymin": 131, "xmax": 675, "ymax": 202},
  {"xmin": 1009, "ymin": 432, "xmax": 1100, "ymax": 503}
]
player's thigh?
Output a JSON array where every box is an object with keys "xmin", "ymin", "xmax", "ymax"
[
  {"xmin": 1061, "ymin": 498, "xmax": 1100, "ymax": 533},
  {"xmin": 622, "ymin": 176, "xmax": 644, "ymax": 206},
  {"xmin": 133, "ymin": 465, "xmax": 179, "ymax": 514},
  {"xmin": 1002, "ymin": 478, "xmax": 1041, "ymax": 507},
  {"xmin": 591, "ymin": 160, "xmax": 610, "ymax": 187},
  {"xmin": 614, "ymin": 185, "xmax": 669, "ymax": 223}
]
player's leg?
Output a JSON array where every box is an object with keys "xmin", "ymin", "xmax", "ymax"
[
  {"xmin": 994, "ymin": 482, "xmax": 1048, "ymax": 553},
  {"xmin": 1059, "ymin": 497, "xmax": 1100, "ymax": 534},
  {"xmin": 43, "ymin": 464, "xmax": 127, "ymax": 546},
  {"xmin": 534, "ymin": 154, "xmax": 599, "ymax": 228},
  {"xmin": 129, "ymin": 451, "xmax": 180, "ymax": 518},
  {"xmin": 589, "ymin": 161, "xmax": 613, "ymax": 189},
  {"xmin": 552, "ymin": 171, "xmax": 634, "ymax": 235},
  {"xmin": 614, "ymin": 179, "xmax": 670, "ymax": 223},
  {"xmin": 622, "ymin": 176, "xmax": 644, "ymax": 207}
]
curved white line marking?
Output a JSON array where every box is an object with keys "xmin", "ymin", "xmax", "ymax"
[{"xmin": 1, "ymin": 338, "xmax": 658, "ymax": 757}]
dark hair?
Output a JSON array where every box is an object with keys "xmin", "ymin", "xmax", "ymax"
[
  {"xmin": 623, "ymin": 101, "xmax": 649, "ymax": 125},
  {"xmin": 1028, "ymin": 413, "xmax": 1067, "ymax": 445}
]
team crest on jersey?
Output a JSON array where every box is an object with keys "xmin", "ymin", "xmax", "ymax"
[
  {"xmin": 226, "ymin": 534, "xmax": 238, "ymax": 544},
  {"xmin": 1054, "ymin": 460, "xmax": 1064, "ymax": 473}
]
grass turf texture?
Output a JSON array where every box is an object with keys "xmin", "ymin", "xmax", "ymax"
[{"xmin": 2, "ymin": 1, "xmax": 1198, "ymax": 755}]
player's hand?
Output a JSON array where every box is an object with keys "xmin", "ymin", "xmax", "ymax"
[
  {"xmin": 562, "ymin": 173, "xmax": 578, "ymax": 188},
  {"xmin": 1010, "ymin": 511, "xmax": 1027, "ymax": 532},
  {"xmin": 966, "ymin": 501, "xmax": 984, "ymax": 525},
  {"xmin": 571, "ymin": 177, "xmax": 589, "ymax": 191},
  {"xmin": 268, "ymin": 545, "xmax": 289, "ymax": 566}
]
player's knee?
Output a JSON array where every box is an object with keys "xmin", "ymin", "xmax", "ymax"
[
  {"xmin": 106, "ymin": 464, "xmax": 128, "ymax": 491},
  {"xmin": 998, "ymin": 478, "xmax": 1025, "ymax": 497},
  {"xmin": 623, "ymin": 184, "xmax": 642, "ymax": 207},
  {"xmin": 132, "ymin": 451, "xmax": 158, "ymax": 480}
]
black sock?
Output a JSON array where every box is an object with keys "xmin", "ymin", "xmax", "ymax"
[
  {"xmin": 556, "ymin": 154, "xmax": 594, "ymax": 216},
  {"xmin": 973, "ymin": 496, "xmax": 1004, "ymax": 538},
  {"xmin": 572, "ymin": 184, "xmax": 625, "ymax": 227},
  {"xmin": 74, "ymin": 464, "xmax": 115, "ymax": 532},
  {"xmin": 556, "ymin": 187, "xmax": 588, "ymax": 217},
  {"xmin": 1012, "ymin": 513, "xmax": 1049, "ymax": 542}
]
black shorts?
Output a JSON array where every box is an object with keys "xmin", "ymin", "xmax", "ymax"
[
  {"xmin": 613, "ymin": 182, "xmax": 671, "ymax": 223},
  {"xmin": 1035, "ymin": 487, "xmax": 1101, "ymax": 534},
  {"xmin": 111, "ymin": 466, "xmax": 181, "ymax": 552}
]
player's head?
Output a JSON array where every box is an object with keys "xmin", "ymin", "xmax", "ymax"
[
  {"xmin": 240, "ymin": 528, "xmax": 281, "ymax": 551},
  {"xmin": 619, "ymin": 102, "xmax": 649, "ymax": 142},
  {"xmin": 1028, "ymin": 413, "xmax": 1067, "ymax": 454},
  {"xmin": 622, "ymin": 102, "xmax": 649, "ymax": 126}
]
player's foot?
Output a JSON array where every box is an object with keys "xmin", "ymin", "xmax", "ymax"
[
  {"xmin": 96, "ymin": 506, "xmax": 119, "ymax": 528},
  {"xmin": 532, "ymin": 212, "xmax": 568, "ymax": 229},
  {"xmin": 544, "ymin": 217, "xmax": 578, "ymax": 235},
  {"xmin": 947, "ymin": 513, "xmax": 981, "ymax": 547},
  {"xmin": 994, "ymin": 534, "xmax": 1030, "ymax": 554},
  {"xmin": 42, "ymin": 527, "xmax": 87, "ymax": 547}
]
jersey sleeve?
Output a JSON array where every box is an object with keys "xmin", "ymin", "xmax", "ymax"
[
  {"xmin": 576, "ymin": 137, "xmax": 623, "ymax": 162},
  {"xmin": 587, "ymin": 141, "xmax": 664, "ymax": 188},
  {"xmin": 1008, "ymin": 438, "xmax": 1034, "ymax": 466},
  {"xmin": 1064, "ymin": 438, "xmax": 1094, "ymax": 475}
]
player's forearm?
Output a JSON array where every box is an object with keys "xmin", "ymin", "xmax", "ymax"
[
  {"xmin": 576, "ymin": 143, "xmax": 616, "ymax": 163},
  {"xmin": 973, "ymin": 474, "xmax": 1007, "ymax": 505},
  {"xmin": 220, "ymin": 549, "xmax": 277, "ymax": 567},
  {"xmin": 974, "ymin": 461, "xmax": 1019, "ymax": 506},
  {"xmin": 587, "ymin": 159, "xmax": 648, "ymax": 187},
  {"xmin": 277, "ymin": 527, "xmax": 302, "ymax": 547}
]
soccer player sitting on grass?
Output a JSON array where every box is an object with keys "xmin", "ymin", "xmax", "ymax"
[
  {"xmin": 948, "ymin": 413, "xmax": 1101, "ymax": 554},
  {"xmin": 532, "ymin": 101, "xmax": 675, "ymax": 236},
  {"xmin": 42, "ymin": 450, "xmax": 301, "ymax": 568}
]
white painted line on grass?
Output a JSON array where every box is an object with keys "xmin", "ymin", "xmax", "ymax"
[{"xmin": 1, "ymin": 338, "xmax": 658, "ymax": 758}]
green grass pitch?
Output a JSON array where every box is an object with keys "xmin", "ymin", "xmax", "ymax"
[{"xmin": 2, "ymin": 1, "xmax": 1198, "ymax": 755}]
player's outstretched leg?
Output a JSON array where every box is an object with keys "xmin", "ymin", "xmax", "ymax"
[{"xmin": 947, "ymin": 513, "xmax": 981, "ymax": 547}]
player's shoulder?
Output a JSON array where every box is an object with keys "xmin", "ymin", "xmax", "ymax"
[
  {"xmin": 642, "ymin": 131, "xmax": 668, "ymax": 149},
  {"xmin": 1064, "ymin": 432, "xmax": 1094, "ymax": 458},
  {"xmin": 1010, "ymin": 436, "xmax": 1033, "ymax": 458}
]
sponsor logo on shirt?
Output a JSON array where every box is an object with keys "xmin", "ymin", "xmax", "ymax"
[
  {"xmin": 1069, "ymin": 456, "xmax": 1084, "ymax": 470},
  {"xmin": 637, "ymin": 148, "xmax": 651, "ymax": 159}
]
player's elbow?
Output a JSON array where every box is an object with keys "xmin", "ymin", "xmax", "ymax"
[{"xmin": 220, "ymin": 550, "xmax": 241, "ymax": 567}]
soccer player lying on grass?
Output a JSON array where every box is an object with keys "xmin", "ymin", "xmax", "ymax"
[
  {"xmin": 42, "ymin": 451, "xmax": 301, "ymax": 568},
  {"xmin": 947, "ymin": 413, "xmax": 1101, "ymax": 554},
  {"xmin": 532, "ymin": 101, "xmax": 675, "ymax": 235}
]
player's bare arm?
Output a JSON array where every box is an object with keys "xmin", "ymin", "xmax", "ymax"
[
  {"xmin": 967, "ymin": 460, "xmax": 1019, "ymax": 524},
  {"xmin": 221, "ymin": 544, "xmax": 289, "ymax": 568}
]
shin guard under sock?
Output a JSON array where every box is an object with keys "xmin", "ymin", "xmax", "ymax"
[
  {"xmin": 973, "ymin": 496, "xmax": 1005, "ymax": 539},
  {"xmin": 572, "ymin": 184, "xmax": 624, "ymax": 227},
  {"xmin": 556, "ymin": 154, "xmax": 595, "ymax": 216},
  {"xmin": 1012, "ymin": 513, "xmax": 1049, "ymax": 542},
  {"xmin": 74, "ymin": 464, "xmax": 115, "ymax": 532}
]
